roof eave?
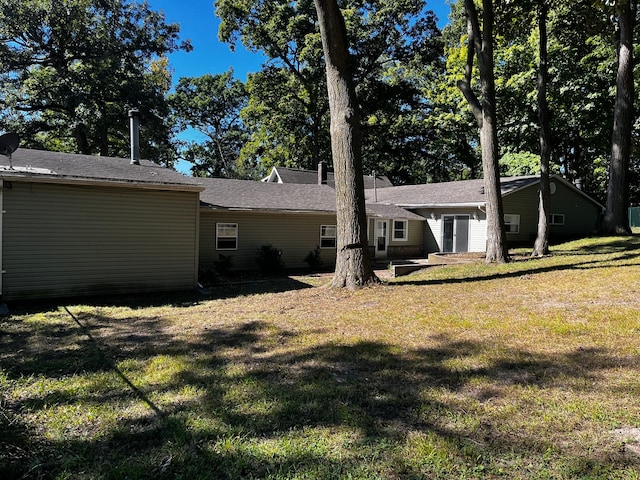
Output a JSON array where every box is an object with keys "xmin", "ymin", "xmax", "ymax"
[
  {"xmin": 392, "ymin": 202, "xmax": 485, "ymax": 209},
  {"xmin": 1, "ymin": 173, "xmax": 204, "ymax": 192}
]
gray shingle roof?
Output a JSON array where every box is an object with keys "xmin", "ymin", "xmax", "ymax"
[
  {"xmin": 199, "ymin": 177, "xmax": 424, "ymax": 220},
  {"xmin": 265, "ymin": 166, "xmax": 394, "ymax": 189},
  {"xmin": 366, "ymin": 176, "xmax": 541, "ymax": 207},
  {"xmin": 0, "ymin": 148, "xmax": 203, "ymax": 190}
]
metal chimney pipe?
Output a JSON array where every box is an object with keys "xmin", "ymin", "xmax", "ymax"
[
  {"xmin": 128, "ymin": 108, "xmax": 140, "ymax": 165},
  {"xmin": 318, "ymin": 161, "xmax": 327, "ymax": 185}
]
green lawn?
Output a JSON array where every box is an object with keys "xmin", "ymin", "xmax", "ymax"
[{"xmin": 2, "ymin": 235, "xmax": 640, "ymax": 479}]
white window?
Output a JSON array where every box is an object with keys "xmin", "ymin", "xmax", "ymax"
[
  {"xmin": 320, "ymin": 225, "xmax": 337, "ymax": 248},
  {"xmin": 392, "ymin": 219, "xmax": 408, "ymax": 241},
  {"xmin": 550, "ymin": 213, "xmax": 565, "ymax": 225},
  {"xmin": 504, "ymin": 214, "xmax": 520, "ymax": 234},
  {"xmin": 216, "ymin": 223, "xmax": 238, "ymax": 250}
]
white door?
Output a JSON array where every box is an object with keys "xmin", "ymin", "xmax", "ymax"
[
  {"xmin": 442, "ymin": 215, "xmax": 470, "ymax": 253},
  {"xmin": 375, "ymin": 219, "xmax": 388, "ymax": 258}
]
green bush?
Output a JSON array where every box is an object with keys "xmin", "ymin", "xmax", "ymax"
[
  {"xmin": 214, "ymin": 254, "xmax": 234, "ymax": 277},
  {"xmin": 303, "ymin": 246, "xmax": 323, "ymax": 271},
  {"xmin": 255, "ymin": 244, "xmax": 285, "ymax": 275}
]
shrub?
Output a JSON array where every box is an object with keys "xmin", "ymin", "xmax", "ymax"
[
  {"xmin": 303, "ymin": 246, "xmax": 323, "ymax": 271},
  {"xmin": 214, "ymin": 254, "xmax": 234, "ymax": 277},
  {"xmin": 255, "ymin": 244, "xmax": 285, "ymax": 275},
  {"xmin": 199, "ymin": 255, "xmax": 234, "ymax": 286},
  {"xmin": 198, "ymin": 264, "xmax": 221, "ymax": 286}
]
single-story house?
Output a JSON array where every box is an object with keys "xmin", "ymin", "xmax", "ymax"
[
  {"xmin": 1, "ymin": 146, "xmax": 605, "ymax": 300},
  {"xmin": 198, "ymin": 177, "xmax": 425, "ymax": 271},
  {"xmin": 0, "ymin": 149, "xmax": 203, "ymax": 300},
  {"xmin": 366, "ymin": 175, "xmax": 604, "ymax": 253}
]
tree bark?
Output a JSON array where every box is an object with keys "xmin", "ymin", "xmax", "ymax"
[
  {"xmin": 602, "ymin": 0, "xmax": 635, "ymax": 235},
  {"xmin": 74, "ymin": 122, "xmax": 91, "ymax": 155},
  {"xmin": 533, "ymin": 0, "xmax": 551, "ymax": 257},
  {"xmin": 459, "ymin": 0, "xmax": 509, "ymax": 263},
  {"xmin": 313, "ymin": 0, "xmax": 378, "ymax": 288}
]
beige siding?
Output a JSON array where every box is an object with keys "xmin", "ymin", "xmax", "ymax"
[
  {"xmin": 367, "ymin": 217, "xmax": 425, "ymax": 258},
  {"xmin": 200, "ymin": 210, "xmax": 338, "ymax": 270},
  {"xmin": 3, "ymin": 181, "xmax": 199, "ymax": 299},
  {"xmin": 503, "ymin": 180, "xmax": 601, "ymax": 243},
  {"xmin": 415, "ymin": 208, "xmax": 487, "ymax": 253}
]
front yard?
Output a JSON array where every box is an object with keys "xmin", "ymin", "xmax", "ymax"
[{"xmin": 2, "ymin": 235, "xmax": 640, "ymax": 479}]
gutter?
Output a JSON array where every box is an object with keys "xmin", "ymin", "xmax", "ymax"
[
  {"xmin": 0, "ymin": 174, "xmax": 204, "ymax": 193},
  {"xmin": 393, "ymin": 202, "xmax": 486, "ymax": 209}
]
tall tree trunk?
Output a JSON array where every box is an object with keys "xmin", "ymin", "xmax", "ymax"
[
  {"xmin": 533, "ymin": 0, "xmax": 552, "ymax": 257},
  {"xmin": 458, "ymin": 0, "xmax": 509, "ymax": 263},
  {"xmin": 74, "ymin": 122, "xmax": 91, "ymax": 155},
  {"xmin": 602, "ymin": 0, "xmax": 635, "ymax": 235},
  {"xmin": 313, "ymin": 0, "xmax": 378, "ymax": 288}
]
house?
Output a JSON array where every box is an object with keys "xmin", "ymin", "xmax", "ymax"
[
  {"xmin": 262, "ymin": 162, "xmax": 394, "ymax": 189},
  {"xmin": 198, "ymin": 177, "xmax": 425, "ymax": 271},
  {"xmin": 1, "ymin": 144, "xmax": 603, "ymax": 301},
  {"xmin": 366, "ymin": 175, "xmax": 604, "ymax": 253},
  {"xmin": 0, "ymin": 149, "xmax": 203, "ymax": 300}
]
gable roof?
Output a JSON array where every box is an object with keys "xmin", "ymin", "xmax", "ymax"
[
  {"xmin": 263, "ymin": 166, "xmax": 394, "ymax": 189},
  {"xmin": 199, "ymin": 177, "xmax": 424, "ymax": 220},
  {"xmin": 0, "ymin": 148, "xmax": 203, "ymax": 191},
  {"xmin": 365, "ymin": 175, "xmax": 603, "ymax": 209}
]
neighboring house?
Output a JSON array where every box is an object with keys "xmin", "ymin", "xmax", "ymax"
[
  {"xmin": 0, "ymin": 149, "xmax": 203, "ymax": 300},
  {"xmin": 366, "ymin": 175, "xmax": 604, "ymax": 253},
  {"xmin": 262, "ymin": 162, "xmax": 394, "ymax": 190},
  {"xmin": 198, "ymin": 178, "xmax": 425, "ymax": 271}
]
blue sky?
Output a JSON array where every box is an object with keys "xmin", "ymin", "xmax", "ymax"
[
  {"xmin": 148, "ymin": 0, "xmax": 453, "ymax": 84},
  {"xmin": 147, "ymin": 0, "xmax": 453, "ymax": 173}
]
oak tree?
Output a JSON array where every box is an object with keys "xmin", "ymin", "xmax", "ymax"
[
  {"xmin": 457, "ymin": 0, "xmax": 510, "ymax": 263},
  {"xmin": 0, "ymin": 0, "xmax": 189, "ymax": 164},
  {"xmin": 313, "ymin": 0, "xmax": 379, "ymax": 288}
]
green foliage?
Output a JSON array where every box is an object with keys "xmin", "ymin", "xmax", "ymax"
[
  {"xmin": 214, "ymin": 254, "xmax": 234, "ymax": 277},
  {"xmin": 169, "ymin": 70, "xmax": 249, "ymax": 178},
  {"xmin": 199, "ymin": 254, "xmax": 234, "ymax": 285},
  {"xmin": 216, "ymin": 0, "xmax": 444, "ymax": 183},
  {"xmin": 255, "ymin": 244, "xmax": 285, "ymax": 275},
  {"xmin": 0, "ymin": 0, "xmax": 190, "ymax": 163},
  {"xmin": 500, "ymin": 151, "xmax": 562, "ymax": 176},
  {"xmin": 303, "ymin": 246, "xmax": 324, "ymax": 271},
  {"xmin": 441, "ymin": 0, "xmax": 628, "ymax": 201}
]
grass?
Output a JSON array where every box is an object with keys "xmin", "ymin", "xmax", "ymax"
[{"xmin": 2, "ymin": 235, "xmax": 640, "ymax": 479}]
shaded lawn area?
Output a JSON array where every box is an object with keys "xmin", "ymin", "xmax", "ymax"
[{"xmin": 1, "ymin": 236, "xmax": 640, "ymax": 479}]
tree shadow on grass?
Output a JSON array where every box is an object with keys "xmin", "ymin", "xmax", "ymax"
[
  {"xmin": 393, "ymin": 241, "xmax": 640, "ymax": 288},
  {"xmin": 2, "ymin": 313, "xmax": 638, "ymax": 479},
  {"xmin": 6, "ymin": 276, "xmax": 315, "ymax": 316}
]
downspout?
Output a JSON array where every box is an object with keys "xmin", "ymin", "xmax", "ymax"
[
  {"xmin": 0, "ymin": 179, "xmax": 8, "ymax": 315},
  {"xmin": 373, "ymin": 170, "xmax": 377, "ymax": 203},
  {"xmin": 0, "ymin": 179, "xmax": 3, "ymax": 297}
]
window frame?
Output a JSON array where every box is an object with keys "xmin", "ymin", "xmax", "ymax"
[
  {"xmin": 550, "ymin": 213, "xmax": 565, "ymax": 225},
  {"xmin": 503, "ymin": 214, "xmax": 521, "ymax": 234},
  {"xmin": 216, "ymin": 222, "xmax": 238, "ymax": 251},
  {"xmin": 320, "ymin": 225, "xmax": 337, "ymax": 249},
  {"xmin": 392, "ymin": 219, "xmax": 408, "ymax": 241}
]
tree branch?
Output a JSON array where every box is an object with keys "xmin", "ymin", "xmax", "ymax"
[
  {"xmin": 457, "ymin": 79, "xmax": 483, "ymax": 127},
  {"xmin": 458, "ymin": 0, "xmax": 483, "ymax": 127}
]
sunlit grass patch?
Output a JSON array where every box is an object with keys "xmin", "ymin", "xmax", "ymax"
[{"xmin": 2, "ymin": 235, "xmax": 640, "ymax": 478}]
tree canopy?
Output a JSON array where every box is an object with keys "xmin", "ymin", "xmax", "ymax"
[
  {"xmin": 215, "ymin": 0, "xmax": 444, "ymax": 183},
  {"xmin": 0, "ymin": 0, "xmax": 190, "ymax": 165},
  {"xmin": 3, "ymin": 0, "xmax": 640, "ymax": 233},
  {"xmin": 168, "ymin": 71, "xmax": 249, "ymax": 178}
]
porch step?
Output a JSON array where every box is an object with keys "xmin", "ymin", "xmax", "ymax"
[{"xmin": 373, "ymin": 259, "xmax": 431, "ymax": 278}]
